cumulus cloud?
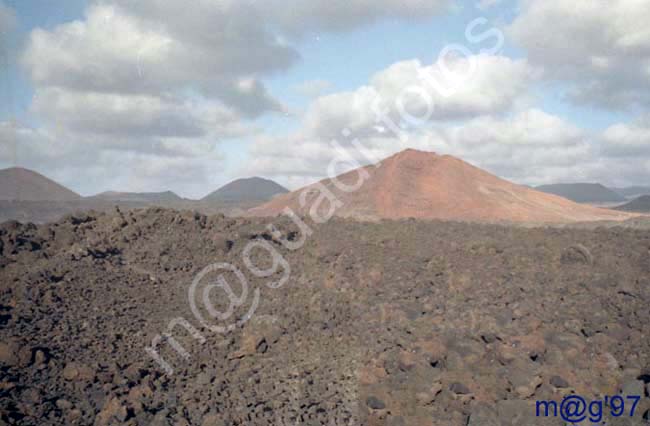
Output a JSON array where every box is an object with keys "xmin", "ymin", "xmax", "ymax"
[
  {"xmin": 18, "ymin": 2, "xmax": 274, "ymax": 197},
  {"xmin": 0, "ymin": 120, "xmax": 229, "ymax": 197},
  {"xmin": 435, "ymin": 113, "xmax": 650, "ymax": 187},
  {"xmin": 22, "ymin": 3, "xmax": 291, "ymax": 117},
  {"xmin": 601, "ymin": 115, "xmax": 650, "ymax": 158},
  {"xmin": 32, "ymin": 88, "xmax": 246, "ymax": 141},
  {"xmin": 23, "ymin": 0, "xmax": 453, "ymax": 117},
  {"xmin": 437, "ymin": 109, "xmax": 594, "ymax": 184},
  {"xmin": 253, "ymin": 0, "xmax": 451, "ymax": 35},
  {"xmin": 246, "ymin": 105, "xmax": 594, "ymax": 188},
  {"xmin": 0, "ymin": 1, "xmax": 15, "ymax": 35},
  {"xmin": 110, "ymin": 0, "xmax": 450, "ymax": 38},
  {"xmin": 509, "ymin": 0, "xmax": 650, "ymax": 109},
  {"xmin": 243, "ymin": 54, "xmax": 547, "ymax": 187},
  {"xmin": 583, "ymin": 116, "xmax": 650, "ymax": 187},
  {"xmin": 15, "ymin": 0, "xmax": 455, "ymax": 196},
  {"xmin": 18, "ymin": 0, "xmax": 647, "ymax": 195},
  {"xmin": 296, "ymin": 54, "xmax": 535, "ymax": 141}
]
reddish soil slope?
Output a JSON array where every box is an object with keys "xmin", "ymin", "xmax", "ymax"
[{"xmin": 249, "ymin": 149, "xmax": 634, "ymax": 223}]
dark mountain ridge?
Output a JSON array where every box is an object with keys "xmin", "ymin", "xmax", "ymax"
[
  {"xmin": 201, "ymin": 177, "xmax": 288, "ymax": 203},
  {"xmin": 535, "ymin": 183, "xmax": 625, "ymax": 203},
  {"xmin": 0, "ymin": 167, "xmax": 81, "ymax": 202}
]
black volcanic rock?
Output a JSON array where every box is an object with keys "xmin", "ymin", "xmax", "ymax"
[
  {"xmin": 202, "ymin": 177, "xmax": 288, "ymax": 204},
  {"xmin": 535, "ymin": 183, "xmax": 625, "ymax": 203},
  {"xmin": 0, "ymin": 167, "xmax": 80, "ymax": 201},
  {"xmin": 614, "ymin": 195, "xmax": 650, "ymax": 212},
  {"xmin": 2, "ymin": 209, "xmax": 649, "ymax": 425}
]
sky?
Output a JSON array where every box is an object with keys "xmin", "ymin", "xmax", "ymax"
[{"xmin": 0, "ymin": 0, "xmax": 648, "ymax": 198}]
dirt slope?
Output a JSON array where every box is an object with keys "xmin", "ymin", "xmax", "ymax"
[
  {"xmin": 0, "ymin": 167, "xmax": 80, "ymax": 202},
  {"xmin": 250, "ymin": 149, "xmax": 633, "ymax": 223}
]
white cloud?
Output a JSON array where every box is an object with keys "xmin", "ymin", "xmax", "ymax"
[
  {"xmin": 509, "ymin": 0, "xmax": 650, "ymax": 108},
  {"xmin": 14, "ymin": 0, "xmax": 455, "ymax": 196},
  {"xmin": 248, "ymin": 104, "xmax": 650, "ymax": 190},
  {"xmin": 0, "ymin": 121, "xmax": 228, "ymax": 198},
  {"xmin": 437, "ymin": 109, "xmax": 594, "ymax": 184},
  {"xmin": 18, "ymin": 2, "xmax": 273, "ymax": 197},
  {"xmin": 22, "ymin": 3, "xmax": 291, "ymax": 117},
  {"xmin": 23, "ymin": 0, "xmax": 452, "ymax": 115},
  {"xmin": 244, "ymin": 54, "xmax": 546, "ymax": 187},
  {"xmin": 298, "ymin": 54, "xmax": 535, "ymax": 140},
  {"xmin": 31, "ymin": 88, "xmax": 246, "ymax": 141},
  {"xmin": 246, "ymin": 104, "xmax": 595, "ymax": 187},
  {"xmin": 22, "ymin": 0, "xmax": 455, "ymax": 119},
  {"xmin": 110, "ymin": 0, "xmax": 451, "ymax": 38},
  {"xmin": 16, "ymin": 0, "xmax": 648, "ymax": 196},
  {"xmin": 0, "ymin": 1, "xmax": 15, "ymax": 35},
  {"xmin": 601, "ymin": 115, "xmax": 650, "ymax": 158},
  {"xmin": 253, "ymin": 0, "xmax": 451, "ymax": 35}
]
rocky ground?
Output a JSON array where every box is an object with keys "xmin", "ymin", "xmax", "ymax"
[
  {"xmin": 0, "ymin": 208, "xmax": 649, "ymax": 425},
  {"xmin": 0, "ymin": 200, "xmax": 257, "ymax": 225}
]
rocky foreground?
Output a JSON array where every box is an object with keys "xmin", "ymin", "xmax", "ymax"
[{"xmin": 0, "ymin": 208, "xmax": 649, "ymax": 425}]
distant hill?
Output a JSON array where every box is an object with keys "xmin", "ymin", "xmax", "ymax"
[
  {"xmin": 535, "ymin": 183, "xmax": 625, "ymax": 203},
  {"xmin": 90, "ymin": 190, "xmax": 183, "ymax": 203},
  {"xmin": 611, "ymin": 186, "xmax": 650, "ymax": 199},
  {"xmin": 0, "ymin": 167, "xmax": 80, "ymax": 201},
  {"xmin": 249, "ymin": 149, "xmax": 632, "ymax": 223},
  {"xmin": 614, "ymin": 195, "xmax": 650, "ymax": 213},
  {"xmin": 202, "ymin": 177, "xmax": 288, "ymax": 204}
]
